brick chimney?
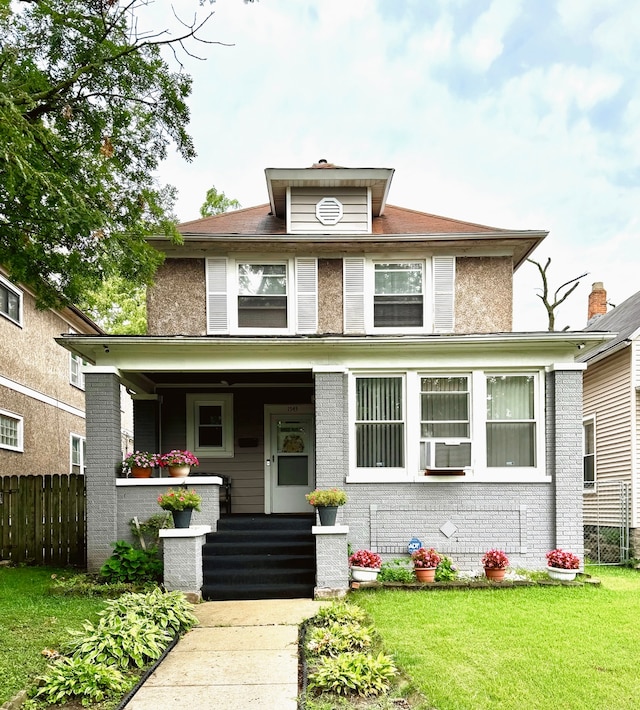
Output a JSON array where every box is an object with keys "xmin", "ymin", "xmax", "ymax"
[{"xmin": 588, "ymin": 282, "xmax": 607, "ymax": 321}]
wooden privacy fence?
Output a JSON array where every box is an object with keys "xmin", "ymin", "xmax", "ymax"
[{"xmin": 0, "ymin": 474, "xmax": 86, "ymax": 567}]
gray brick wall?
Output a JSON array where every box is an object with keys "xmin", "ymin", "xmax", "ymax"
[
  {"xmin": 314, "ymin": 371, "xmax": 349, "ymax": 489},
  {"xmin": 85, "ymin": 371, "xmax": 122, "ymax": 571},
  {"xmin": 315, "ymin": 529, "xmax": 349, "ymax": 593}
]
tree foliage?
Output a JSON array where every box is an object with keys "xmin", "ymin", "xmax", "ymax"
[
  {"xmin": 199, "ymin": 184, "xmax": 241, "ymax": 217},
  {"xmin": 0, "ymin": 0, "xmax": 217, "ymax": 308},
  {"xmin": 527, "ymin": 257, "xmax": 588, "ymax": 331},
  {"xmin": 79, "ymin": 274, "xmax": 146, "ymax": 334}
]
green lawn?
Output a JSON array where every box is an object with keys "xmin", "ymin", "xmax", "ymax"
[
  {"xmin": 354, "ymin": 566, "xmax": 640, "ymax": 710},
  {"xmin": 0, "ymin": 567, "xmax": 107, "ymax": 705}
]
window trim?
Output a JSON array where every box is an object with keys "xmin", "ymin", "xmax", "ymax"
[
  {"xmin": 346, "ymin": 369, "xmax": 547, "ymax": 483},
  {"xmin": 186, "ymin": 393, "xmax": 234, "ymax": 458},
  {"xmin": 0, "ymin": 274, "xmax": 23, "ymax": 327},
  {"xmin": 583, "ymin": 415, "xmax": 596, "ymax": 491},
  {"xmin": 0, "ymin": 409, "xmax": 24, "ymax": 452},
  {"xmin": 70, "ymin": 433, "xmax": 86, "ymax": 475},
  {"xmin": 70, "ymin": 352, "xmax": 86, "ymax": 390}
]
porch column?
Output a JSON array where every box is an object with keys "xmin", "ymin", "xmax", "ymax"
[
  {"xmin": 547, "ymin": 364, "xmax": 586, "ymax": 559},
  {"xmin": 313, "ymin": 368, "xmax": 349, "ymax": 491},
  {"xmin": 84, "ymin": 367, "xmax": 122, "ymax": 571},
  {"xmin": 313, "ymin": 524, "xmax": 349, "ymax": 598}
]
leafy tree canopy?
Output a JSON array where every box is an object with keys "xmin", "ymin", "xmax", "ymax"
[
  {"xmin": 0, "ymin": 0, "xmax": 217, "ymax": 309},
  {"xmin": 200, "ymin": 185, "xmax": 241, "ymax": 217}
]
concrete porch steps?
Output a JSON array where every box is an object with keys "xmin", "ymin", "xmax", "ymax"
[{"xmin": 201, "ymin": 514, "xmax": 316, "ymax": 601}]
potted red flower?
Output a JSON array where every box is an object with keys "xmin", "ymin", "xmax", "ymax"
[
  {"xmin": 349, "ymin": 549, "xmax": 382, "ymax": 582},
  {"xmin": 481, "ymin": 549, "xmax": 509, "ymax": 581},
  {"xmin": 546, "ymin": 548, "xmax": 580, "ymax": 581},
  {"xmin": 411, "ymin": 547, "xmax": 441, "ymax": 583}
]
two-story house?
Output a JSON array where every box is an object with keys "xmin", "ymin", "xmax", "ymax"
[
  {"xmin": 0, "ymin": 267, "xmax": 102, "ymax": 475},
  {"xmin": 58, "ymin": 162, "xmax": 608, "ymax": 597}
]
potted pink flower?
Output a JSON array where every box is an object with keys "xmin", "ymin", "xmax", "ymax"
[
  {"xmin": 158, "ymin": 450, "xmax": 199, "ymax": 478},
  {"xmin": 411, "ymin": 547, "xmax": 441, "ymax": 583},
  {"xmin": 481, "ymin": 549, "xmax": 509, "ymax": 581},
  {"xmin": 546, "ymin": 548, "xmax": 580, "ymax": 581},
  {"xmin": 349, "ymin": 549, "xmax": 382, "ymax": 582}
]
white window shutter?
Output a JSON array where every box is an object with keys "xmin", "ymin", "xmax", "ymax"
[
  {"xmin": 433, "ymin": 256, "xmax": 455, "ymax": 333},
  {"xmin": 344, "ymin": 257, "xmax": 365, "ymax": 333},
  {"xmin": 206, "ymin": 257, "xmax": 229, "ymax": 334},
  {"xmin": 295, "ymin": 257, "xmax": 317, "ymax": 333}
]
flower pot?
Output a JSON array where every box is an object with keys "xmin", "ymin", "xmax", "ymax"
[
  {"xmin": 414, "ymin": 567, "xmax": 436, "ymax": 583},
  {"xmin": 172, "ymin": 509, "xmax": 193, "ymax": 529},
  {"xmin": 130, "ymin": 466, "xmax": 152, "ymax": 478},
  {"xmin": 351, "ymin": 566, "xmax": 380, "ymax": 582},
  {"xmin": 546, "ymin": 566, "xmax": 577, "ymax": 582},
  {"xmin": 317, "ymin": 505, "xmax": 338, "ymax": 526},
  {"xmin": 168, "ymin": 465, "xmax": 190, "ymax": 478},
  {"xmin": 484, "ymin": 567, "xmax": 506, "ymax": 582}
]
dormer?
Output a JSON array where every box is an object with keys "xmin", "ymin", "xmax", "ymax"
[{"xmin": 265, "ymin": 161, "xmax": 394, "ymax": 235}]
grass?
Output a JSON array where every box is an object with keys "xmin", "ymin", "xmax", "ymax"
[
  {"xmin": 0, "ymin": 566, "xmax": 107, "ymax": 705},
  {"xmin": 353, "ymin": 566, "xmax": 640, "ymax": 710}
]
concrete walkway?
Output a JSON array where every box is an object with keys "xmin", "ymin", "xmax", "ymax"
[{"xmin": 123, "ymin": 599, "xmax": 325, "ymax": 710}]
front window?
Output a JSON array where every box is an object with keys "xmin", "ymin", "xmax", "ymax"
[
  {"xmin": 374, "ymin": 262, "xmax": 423, "ymax": 327},
  {"xmin": 0, "ymin": 276, "xmax": 22, "ymax": 325},
  {"xmin": 71, "ymin": 435, "xmax": 86, "ymax": 474},
  {"xmin": 583, "ymin": 418, "xmax": 595, "ymax": 489},
  {"xmin": 355, "ymin": 377, "xmax": 404, "ymax": 468},
  {"xmin": 0, "ymin": 410, "xmax": 23, "ymax": 451},
  {"xmin": 237, "ymin": 263, "xmax": 287, "ymax": 328},
  {"xmin": 486, "ymin": 375, "xmax": 536, "ymax": 467},
  {"xmin": 187, "ymin": 394, "xmax": 234, "ymax": 457},
  {"xmin": 420, "ymin": 376, "xmax": 471, "ymax": 469}
]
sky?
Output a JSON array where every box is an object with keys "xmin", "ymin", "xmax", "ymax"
[{"xmin": 147, "ymin": 0, "xmax": 640, "ymax": 332}]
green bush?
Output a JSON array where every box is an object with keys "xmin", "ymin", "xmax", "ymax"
[
  {"xmin": 308, "ymin": 651, "xmax": 397, "ymax": 697},
  {"xmin": 377, "ymin": 559, "xmax": 414, "ymax": 583},
  {"xmin": 435, "ymin": 555, "xmax": 458, "ymax": 582},
  {"xmin": 99, "ymin": 540, "xmax": 162, "ymax": 584},
  {"xmin": 35, "ymin": 656, "xmax": 134, "ymax": 707},
  {"xmin": 312, "ymin": 602, "xmax": 368, "ymax": 627},
  {"xmin": 306, "ymin": 620, "xmax": 373, "ymax": 657}
]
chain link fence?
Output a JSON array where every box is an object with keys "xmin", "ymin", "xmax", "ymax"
[{"xmin": 583, "ymin": 480, "xmax": 630, "ymax": 565}]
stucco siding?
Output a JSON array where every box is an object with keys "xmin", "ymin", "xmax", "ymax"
[
  {"xmin": 455, "ymin": 256, "xmax": 512, "ymax": 333},
  {"xmin": 318, "ymin": 259, "xmax": 343, "ymax": 333},
  {"xmin": 147, "ymin": 259, "xmax": 207, "ymax": 335}
]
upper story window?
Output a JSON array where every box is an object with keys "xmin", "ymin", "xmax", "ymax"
[
  {"xmin": 0, "ymin": 410, "xmax": 23, "ymax": 451},
  {"xmin": 206, "ymin": 257, "xmax": 317, "ymax": 335},
  {"xmin": 344, "ymin": 256, "xmax": 454, "ymax": 334},
  {"xmin": 374, "ymin": 263, "xmax": 423, "ymax": 327},
  {"xmin": 70, "ymin": 353, "xmax": 86, "ymax": 389},
  {"xmin": 238, "ymin": 263, "xmax": 288, "ymax": 328},
  {"xmin": 0, "ymin": 275, "xmax": 22, "ymax": 326},
  {"xmin": 486, "ymin": 375, "xmax": 536, "ymax": 467},
  {"xmin": 583, "ymin": 417, "xmax": 595, "ymax": 490}
]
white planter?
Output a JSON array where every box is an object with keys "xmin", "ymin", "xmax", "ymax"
[
  {"xmin": 546, "ymin": 566, "xmax": 577, "ymax": 581},
  {"xmin": 351, "ymin": 566, "xmax": 380, "ymax": 582}
]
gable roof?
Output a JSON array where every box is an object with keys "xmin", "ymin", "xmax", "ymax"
[{"xmin": 579, "ymin": 288, "xmax": 640, "ymax": 363}]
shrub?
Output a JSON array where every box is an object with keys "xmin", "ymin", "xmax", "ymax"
[
  {"xmin": 435, "ymin": 555, "xmax": 458, "ymax": 581},
  {"xmin": 35, "ymin": 656, "xmax": 134, "ymax": 707},
  {"xmin": 377, "ymin": 559, "xmax": 415, "ymax": 583},
  {"xmin": 306, "ymin": 621, "xmax": 373, "ymax": 657},
  {"xmin": 308, "ymin": 651, "xmax": 397, "ymax": 697},
  {"xmin": 99, "ymin": 541, "xmax": 163, "ymax": 584}
]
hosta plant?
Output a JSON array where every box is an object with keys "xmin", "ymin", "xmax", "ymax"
[
  {"xmin": 308, "ymin": 651, "xmax": 397, "ymax": 698},
  {"xmin": 99, "ymin": 540, "xmax": 162, "ymax": 584},
  {"xmin": 481, "ymin": 548, "xmax": 510, "ymax": 569},
  {"xmin": 349, "ymin": 549, "xmax": 382, "ymax": 569},
  {"xmin": 312, "ymin": 602, "xmax": 368, "ymax": 628},
  {"xmin": 546, "ymin": 548, "xmax": 580, "ymax": 569},
  {"xmin": 306, "ymin": 621, "xmax": 373, "ymax": 658}
]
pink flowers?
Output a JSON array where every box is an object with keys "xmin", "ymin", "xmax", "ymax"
[
  {"xmin": 546, "ymin": 548, "xmax": 580, "ymax": 569},
  {"xmin": 349, "ymin": 549, "xmax": 382, "ymax": 569},
  {"xmin": 411, "ymin": 547, "xmax": 441, "ymax": 569},
  {"xmin": 158, "ymin": 450, "xmax": 199, "ymax": 467},
  {"xmin": 157, "ymin": 487, "xmax": 202, "ymax": 511},
  {"xmin": 481, "ymin": 549, "xmax": 509, "ymax": 570}
]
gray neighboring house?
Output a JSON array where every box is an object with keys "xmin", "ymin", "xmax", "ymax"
[
  {"xmin": 58, "ymin": 161, "xmax": 609, "ymax": 594},
  {"xmin": 580, "ymin": 282, "xmax": 640, "ymax": 557}
]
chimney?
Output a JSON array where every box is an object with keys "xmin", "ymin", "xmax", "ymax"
[{"xmin": 588, "ymin": 282, "xmax": 607, "ymax": 322}]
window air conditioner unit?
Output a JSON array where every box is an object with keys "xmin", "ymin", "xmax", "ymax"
[{"xmin": 420, "ymin": 441, "xmax": 471, "ymax": 473}]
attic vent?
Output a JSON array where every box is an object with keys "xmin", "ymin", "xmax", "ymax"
[{"xmin": 315, "ymin": 197, "xmax": 343, "ymax": 225}]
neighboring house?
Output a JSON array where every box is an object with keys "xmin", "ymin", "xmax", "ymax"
[
  {"xmin": 579, "ymin": 282, "xmax": 640, "ymax": 557},
  {"xmin": 0, "ymin": 267, "xmax": 103, "ymax": 475},
  {"xmin": 58, "ymin": 162, "xmax": 608, "ymax": 587}
]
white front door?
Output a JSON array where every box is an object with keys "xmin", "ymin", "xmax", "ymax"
[{"xmin": 265, "ymin": 405, "xmax": 314, "ymax": 513}]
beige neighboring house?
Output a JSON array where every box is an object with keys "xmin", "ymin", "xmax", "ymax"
[
  {"xmin": 0, "ymin": 267, "xmax": 103, "ymax": 474},
  {"xmin": 580, "ymin": 282, "xmax": 640, "ymax": 558}
]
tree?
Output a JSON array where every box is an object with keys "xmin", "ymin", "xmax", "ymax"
[
  {"xmin": 0, "ymin": 0, "xmax": 220, "ymax": 309},
  {"xmin": 79, "ymin": 275, "xmax": 146, "ymax": 334},
  {"xmin": 527, "ymin": 257, "xmax": 588, "ymax": 331},
  {"xmin": 199, "ymin": 185, "xmax": 241, "ymax": 217}
]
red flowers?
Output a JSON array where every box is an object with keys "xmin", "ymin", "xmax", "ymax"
[
  {"xmin": 349, "ymin": 549, "xmax": 382, "ymax": 569},
  {"xmin": 546, "ymin": 548, "xmax": 580, "ymax": 569},
  {"xmin": 411, "ymin": 547, "xmax": 441, "ymax": 569},
  {"xmin": 481, "ymin": 549, "xmax": 509, "ymax": 570}
]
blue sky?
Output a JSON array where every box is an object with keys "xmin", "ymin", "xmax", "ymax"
[{"xmin": 149, "ymin": 0, "xmax": 640, "ymax": 331}]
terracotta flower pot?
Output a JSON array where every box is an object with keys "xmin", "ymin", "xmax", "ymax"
[
  {"xmin": 484, "ymin": 567, "xmax": 506, "ymax": 582},
  {"xmin": 414, "ymin": 567, "xmax": 436, "ymax": 583},
  {"xmin": 130, "ymin": 466, "xmax": 152, "ymax": 478}
]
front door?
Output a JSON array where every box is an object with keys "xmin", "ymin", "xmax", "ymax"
[{"xmin": 265, "ymin": 405, "xmax": 314, "ymax": 513}]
